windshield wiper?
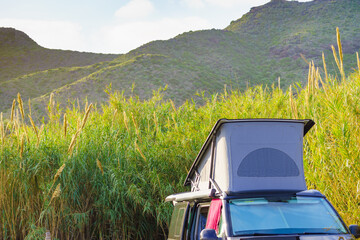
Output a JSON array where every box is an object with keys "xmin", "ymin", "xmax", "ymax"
[
  {"xmin": 235, "ymin": 232, "xmax": 290, "ymax": 236},
  {"xmin": 299, "ymin": 232, "xmax": 339, "ymax": 235}
]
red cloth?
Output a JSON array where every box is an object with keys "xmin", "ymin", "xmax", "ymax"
[{"xmin": 205, "ymin": 198, "xmax": 222, "ymax": 232}]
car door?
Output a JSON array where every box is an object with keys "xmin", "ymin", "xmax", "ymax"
[
  {"xmin": 168, "ymin": 202, "xmax": 190, "ymax": 240},
  {"xmin": 189, "ymin": 203, "xmax": 210, "ymax": 240}
]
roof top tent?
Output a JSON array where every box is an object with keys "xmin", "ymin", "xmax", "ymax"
[{"xmin": 184, "ymin": 119, "xmax": 315, "ymax": 194}]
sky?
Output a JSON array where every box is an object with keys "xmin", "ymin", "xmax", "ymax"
[{"xmin": 0, "ymin": 0, "xmax": 312, "ymax": 54}]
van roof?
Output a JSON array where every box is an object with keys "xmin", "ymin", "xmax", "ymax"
[{"xmin": 184, "ymin": 119, "xmax": 315, "ymax": 193}]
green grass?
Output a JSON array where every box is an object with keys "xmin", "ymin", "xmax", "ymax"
[{"xmin": 1, "ymin": 38, "xmax": 360, "ymax": 239}]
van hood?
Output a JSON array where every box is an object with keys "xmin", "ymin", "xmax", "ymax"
[{"xmin": 227, "ymin": 234, "xmax": 353, "ymax": 240}]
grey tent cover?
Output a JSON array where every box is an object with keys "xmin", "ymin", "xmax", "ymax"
[{"xmin": 185, "ymin": 119, "xmax": 314, "ymax": 193}]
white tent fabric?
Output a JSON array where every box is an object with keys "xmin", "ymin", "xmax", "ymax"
[{"xmin": 186, "ymin": 119, "xmax": 314, "ymax": 193}]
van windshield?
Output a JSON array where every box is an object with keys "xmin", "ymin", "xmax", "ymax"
[{"xmin": 229, "ymin": 196, "xmax": 347, "ymax": 236}]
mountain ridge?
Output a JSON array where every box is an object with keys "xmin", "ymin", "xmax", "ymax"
[
  {"xmin": 1, "ymin": 0, "xmax": 360, "ymax": 116},
  {"xmin": 0, "ymin": 27, "xmax": 39, "ymax": 49},
  {"xmin": 0, "ymin": 27, "xmax": 119, "ymax": 84}
]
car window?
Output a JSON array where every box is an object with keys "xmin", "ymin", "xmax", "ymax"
[
  {"xmin": 190, "ymin": 204, "xmax": 209, "ymax": 240},
  {"xmin": 217, "ymin": 215, "xmax": 223, "ymax": 237},
  {"xmin": 168, "ymin": 202, "xmax": 189, "ymax": 240},
  {"xmin": 229, "ymin": 196, "xmax": 347, "ymax": 236}
]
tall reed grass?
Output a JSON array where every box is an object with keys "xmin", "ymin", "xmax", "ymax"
[{"xmin": 0, "ymin": 29, "xmax": 359, "ymax": 239}]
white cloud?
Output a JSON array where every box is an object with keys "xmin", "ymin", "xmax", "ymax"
[
  {"xmin": 0, "ymin": 15, "xmax": 212, "ymax": 54},
  {"xmin": 205, "ymin": 0, "xmax": 242, "ymax": 8},
  {"xmin": 181, "ymin": 0, "xmax": 270, "ymax": 10},
  {"xmin": 115, "ymin": 0, "xmax": 154, "ymax": 20},
  {"xmin": 97, "ymin": 17, "xmax": 211, "ymax": 53},
  {"xmin": 182, "ymin": 0, "xmax": 205, "ymax": 8},
  {"xmin": 206, "ymin": 0, "xmax": 313, "ymax": 8},
  {"xmin": 0, "ymin": 18, "xmax": 86, "ymax": 51}
]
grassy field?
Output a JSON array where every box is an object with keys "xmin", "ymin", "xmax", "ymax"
[{"xmin": 1, "ymin": 31, "xmax": 360, "ymax": 239}]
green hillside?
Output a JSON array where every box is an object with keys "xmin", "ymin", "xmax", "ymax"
[
  {"xmin": 1, "ymin": 0, "xmax": 360, "ymax": 115},
  {"xmin": 0, "ymin": 27, "xmax": 119, "ymax": 83},
  {"xmin": 0, "ymin": 28, "xmax": 119, "ymax": 113}
]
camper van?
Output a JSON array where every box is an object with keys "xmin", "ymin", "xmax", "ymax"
[{"xmin": 166, "ymin": 119, "xmax": 360, "ymax": 240}]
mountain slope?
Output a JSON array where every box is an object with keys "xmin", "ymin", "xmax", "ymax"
[
  {"xmin": 1, "ymin": 0, "xmax": 360, "ymax": 115},
  {"xmin": 227, "ymin": 0, "xmax": 360, "ymax": 59},
  {"xmin": 0, "ymin": 27, "xmax": 119, "ymax": 83}
]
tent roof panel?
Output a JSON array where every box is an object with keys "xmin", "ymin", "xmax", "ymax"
[{"xmin": 184, "ymin": 119, "xmax": 315, "ymax": 187}]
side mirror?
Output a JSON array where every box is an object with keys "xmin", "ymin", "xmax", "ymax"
[
  {"xmin": 200, "ymin": 229, "xmax": 218, "ymax": 240},
  {"xmin": 350, "ymin": 225, "xmax": 360, "ymax": 238}
]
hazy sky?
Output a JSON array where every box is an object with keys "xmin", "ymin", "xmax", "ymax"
[{"xmin": 0, "ymin": 0, "xmax": 312, "ymax": 54}]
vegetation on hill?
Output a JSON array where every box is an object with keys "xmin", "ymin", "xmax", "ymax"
[
  {"xmin": 0, "ymin": 27, "xmax": 119, "ymax": 88},
  {"xmin": 0, "ymin": 32, "xmax": 359, "ymax": 239},
  {"xmin": 1, "ymin": 0, "xmax": 360, "ymax": 115},
  {"xmin": 0, "ymin": 27, "xmax": 118, "ymax": 114}
]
